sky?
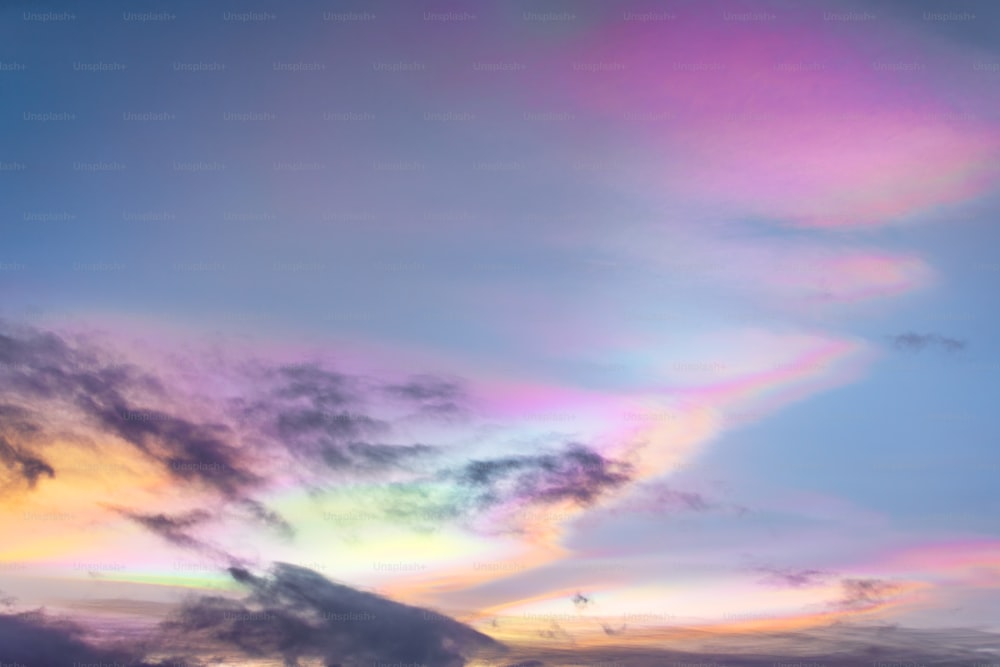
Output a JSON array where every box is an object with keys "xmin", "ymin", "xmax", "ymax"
[{"xmin": 2, "ymin": 0, "xmax": 1000, "ymax": 665}]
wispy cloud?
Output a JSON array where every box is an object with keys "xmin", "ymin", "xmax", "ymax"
[
  {"xmin": 753, "ymin": 565, "xmax": 832, "ymax": 589},
  {"xmin": 835, "ymin": 578, "xmax": 904, "ymax": 611},
  {"xmin": 890, "ymin": 332, "xmax": 967, "ymax": 352}
]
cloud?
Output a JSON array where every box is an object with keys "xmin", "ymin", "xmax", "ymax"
[
  {"xmin": 495, "ymin": 623, "xmax": 1000, "ymax": 666},
  {"xmin": 0, "ymin": 565, "xmax": 506, "ymax": 666},
  {"xmin": 0, "ymin": 323, "xmax": 451, "ymax": 542},
  {"xmin": 316, "ymin": 442, "xmax": 636, "ymax": 537},
  {"xmin": 270, "ymin": 363, "xmax": 354, "ymax": 407},
  {"xmin": 753, "ymin": 565, "xmax": 831, "ymax": 588},
  {"xmin": 241, "ymin": 498, "xmax": 296, "ymax": 539},
  {"xmin": 556, "ymin": 5, "xmax": 1000, "ymax": 229},
  {"xmin": 383, "ymin": 374, "xmax": 466, "ymax": 415},
  {"xmin": 836, "ymin": 577, "xmax": 902, "ymax": 611},
  {"xmin": 0, "ymin": 434, "xmax": 53, "ymax": 489},
  {"xmin": 0, "ymin": 321, "xmax": 636, "ymax": 562},
  {"xmin": 592, "ymin": 481, "xmax": 747, "ymax": 521},
  {"xmin": 239, "ymin": 362, "xmax": 444, "ymax": 476},
  {"xmin": 0, "ymin": 323, "xmax": 260, "ymax": 501},
  {"xmin": 1, "ymin": 573, "xmax": 999, "ymax": 667},
  {"xmin": 642, "ymin": 485, "xmax": 712, "ymax": 512},
  {"xmin": 116, "ymin": 502, "xmax": 295, "ymax": 560},
  {"xmin": 358, "ymin": 443, "xmax": 636, "ymax": 534},
  {"xmin": 455, "ymin": 443, "xmax": 634, "ymax": 510},
  {"xmin": 161, "ymin": 563, "xmax": 505, "ymax": 667},
  {"xmin": 344, "ymin": 442, "xmax": 437, "ymax": 469},
  {"xmin": 116, "ymin": 508, "xmax": 223, "ymax": 556},
  {"xmin": 0, "ymin": 402, "xmax": 57, "ymax": 491},
  {"xmin": 0, "ymin": 610, "xmax": 156, "ymax": 666},
  {"xmin": 0, "ymin": 403, "xmax": 43, "ymax": 440},
  {"xmin": 890, "ymin": 332, "xmax": 966, "ymax": 352}
]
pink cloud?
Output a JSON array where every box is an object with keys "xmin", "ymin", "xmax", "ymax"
[{"xmin": 554, "ymin": 9, "xmax": 1000, "ymax": 227}]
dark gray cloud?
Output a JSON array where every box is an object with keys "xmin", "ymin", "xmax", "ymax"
[
  {"xmin": 270, "ymin": 363, "xmax": 354, "ymax": 407},
  {"xmin": 274, "ymin": 407, "xmax": 382, "ymax": 443},
  {"xmin": 383, "ymin": 374, "xmax": 466, "ymax": 415},
  {"xmin": 645, "ymin": 486, "xmax": 712, "ymax": 512},
  {"xmin": 0, "ymin": 322, "xmax": 308, "ymax": 555},
  {"xmin": 753, "ymin": 565, "xmax": 830, "ymax": 588},
  {"xmin": 0, "ymin": 565, "xmax": 505, "ymax": 666},
  {"xmin": 0, "ymin": 610, "xmax": 159, "ymax": 667},
  {"xmin": 355, "ymin": 443, "xmax": 635, "ymax": 536},
  {"xmin": 346, "ymin": 441, "xmax": 437, "ymax": 468},
  {"xmin": 836, "ymin": 577, "xmax": 901, "ymax": 610},
  {"xmin": 241, "ymin": 498, "xmax": 295, "ymax": 539},
  {"xmin": 240, "ymin": 362, "xmax": 443, "ymax": 476},
  {"xmin": 117, "ymin": 509, "xmax": 216, "ymax": 553},
  {"xmin": 0, "ymin": 323, "xmax": 260, "ymax": 501},
  {"xmin": 0, "ymin": 402, "xmax": 57, "ymax": 491},
  {"xmin": 161, "ymin": 563, "xmax": 504, "ymax": 667},
  {"xmin": 0, "ymin": 403, "xmax": 42, "ymax": 440},
  {"xmin": 586, "ymin": 481, "xmax": 748, "ymax": 521},
  {"xmin": 890, "ymin": 332, "xmax": 966, "ymax": 352},
  {"xmin": 0, "ymin": 434, "xmax": 53, "ymax": 489},
  {"xmin": 455, "ymin": 443, "xmax": 634, "ymax": 509},
  {"xmin": 600, "ymin": 622, "xmax": 626, "ymax": 636}
]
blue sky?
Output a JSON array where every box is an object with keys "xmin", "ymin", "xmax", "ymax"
[{"xmin": 3, "ymin": 0, "xmax": 1000, "ymax": 665}]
